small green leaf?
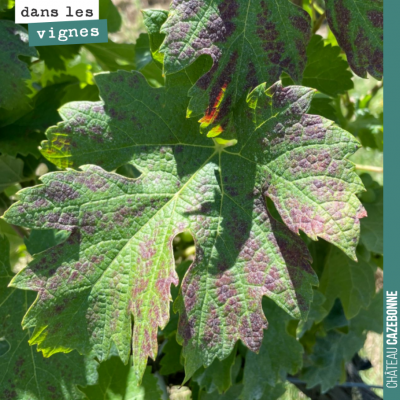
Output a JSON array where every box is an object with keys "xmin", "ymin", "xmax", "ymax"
[
  {"xmin": 308, "ymin": 95, "xmax": 336, "ymax": 121},
  {"xmin": 0, "ymin": 20, "xmax": 37, "ymax": 110},
  {"xmin": 99, "ymin": 0, "xmax": 122, "ymax": 33},
  {"xmin": 160, "ymin": 333, "xmax": 184, "ymax": 376},
  {"xmin": 84, "ymin": 41, "xmax": 136, "ymax": 72},
  {"xmin": 320, "ymin": 246, "xmax": 376, "ymax": 320},
  {"xmin": 0, "ymin": 154, "xmax": 24, "ymax": 192},
  {"xmin": 282, "ymin": 35, "xmax": 354, "ymax": 97},
  {"xmin": 241, "ymin": 298, "xmax": 303, "ymax": 400},
  {"xmin": 360, "ymin": 183, "xmax": 383, "ymax": 255},
  {"xmin": 193, "ymin": 346, "xmax": 237, "ymax": 394},
  {"xmin": 25, "ymin": 229, "xmax": 71, "ymax": 255},
  {"xmin": 142, "ymin": 9, "xmax": 169, "ymax": 65},
  {"xmin": 37, "ymin": 45, "xmax": 81, "ymax": 71},
  {"xmin": 79, "ymin": 357, "xmax": 163, "ymax": 400},
  {"xmin": 297, "ymin": 289, "xmax": 328, "ymax": 339},
  {"xmin": 301, "ymin": 291, "xmax": 383, "ymax": 392}
]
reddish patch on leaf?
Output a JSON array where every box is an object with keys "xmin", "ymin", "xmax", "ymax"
[{"xmin": 239, "ymin": 311, "xmax": 267, "ymax": 352}]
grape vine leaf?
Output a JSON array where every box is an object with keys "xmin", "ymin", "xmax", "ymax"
[
  {"xmin": 0, "ymin": 79, "xmax": 97, "ymax": 157},
  {"xmin": 301, "ymin": 290, "xmax": 383, "ymax": 392},
  {"xmin": 325, "ymin": 0, "xmax": 383, "ymax": 80},
  {"xmin": 360, "ymin": 182, "xmax": 383, "ymax": 255},
  {"xmin": 193, "ymin": 346, "xmax": 237, "ymax": 394},
  {"xmin": 319, "ymin": 246, "xmax": 376, "ymax": 319},
  {"xmin": 0, "ymin": 154, "xmax": 24, "ymax": 192},
  {"xmin": 25, "ymin": 229, "xmax": 71, "ymax": 256},
  {"xmin": 0, "ymin": 20, "xmax": 37, "ymax": 110},
  {"xmin": 347, "ymin": 108, "xmax": 383, "ymax": 152},
  {"xmin": 160, "ymin": 0, "xmax": 311, "ymax": 137},
  {"xmin": 99, "ymin": 0, "xmax": 122, "ymax": 33},
  {"xmin": 142, "ymin": 9, "xmax": 169, "ymax": 65},
  {"xmin": 5, "ymin": 69, "xmax": 365, "ymax": 383},
  {"xmin": 0, "ymin": 235, "xmax": 97, "ymax": 400},
  {"xmin": 281, "ymin": 35, "xmax": 353, "ymax": 97},
  {"xmin": 160, "ymin": 333, "xmax": 184, "ymax": 376},
  {"xmin": 241, "ymin": 298, "xmax": 303, "ymax": 400},
  {"xmin": 79, "ymin": 357, "xmax": 163, "ymax": 400},
  {"xmin": 84, "ymin": 41, "xmax": 136, "ymax": 72},
  {"xmin": 37, "ymin": 45, "xmax": 81, "ymax": 72},
  {"xmin": 308, "ymin": 95, "xmax": 336, "ymax": 122},
  {"xmin": 296, "ymin": 289, "xmax": 328, "ymax": 339}
]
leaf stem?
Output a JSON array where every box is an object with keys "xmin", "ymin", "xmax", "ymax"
[
  {"xmin": 313, "ymin": 12, "xmax": 326, "ymax": 34},
  {"xmin": 355, "ymin": 164, "xmax": 383, "ymax": 173}
]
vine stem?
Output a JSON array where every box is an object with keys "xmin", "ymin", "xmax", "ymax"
[{"xmin": 355, "ymin": 164, "xmax": 383, "ymax": 173}]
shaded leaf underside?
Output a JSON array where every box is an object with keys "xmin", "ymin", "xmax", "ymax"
[{"xmin": 4, "ymin": 60, "xmax": 366, "ymax": 382}]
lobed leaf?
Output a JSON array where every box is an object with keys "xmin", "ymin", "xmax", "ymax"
[
  {"xmin": 281, "ymin": 34, "xmax": 354, "ymax": 97},
  {"xmin": 4, "ymin": 66, "xmax": 366, "ymax": 383},
  {"xmin": 302, "ymin": 291, "xmax": 383, "ymax": 392},
  {"xmin": 319, "ymin": 246, "xmax": 376, "ymax": 319},
  {"xmin": 0, "ymin": 235, "xmax": 96, "ymax": 400},
  {"xmin": 241, "ymin": 298, "xmax": 303, "ymax": 400}
]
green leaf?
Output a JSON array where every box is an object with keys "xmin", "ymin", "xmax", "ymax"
[
  {"xmin": 241, "ymin": 298, "xmax": 303, "ymax": 400},
  {"xmin": 6, "ymin": 73, "xmax": 365, "ymax": 383},
  {"xmin": 0, "ymin": 20, "xmax": 37, "ymax": 110},
  {"xmin": 84, "ymin": 41, "xmax": 136, "ymax": 72},
  {"xmin": 296, "ymin": 289, "xmax": 328, "ymax": 339},
  {"xmin": 193, "ymin": 346, "xmax": 237, "ymax": 394},
  {"xmin": 0, "ymin": 79, "xmax": 94, "ymax": 157},
  {"xmin": 325, "ymin": 0, "xmax": 383, "ymax": 80},
  {"xmin": 160, "ymin": 333, "xmax": 184, "ymax": 376},
  {"xmin": 25, "ymin": 229, "xmax": 71, "ymax": 256},
  {"xmin": 0, "ymin": 154, "xmax": 24, "ymax": 192},
  {"xmin": 301, "ymin": 291, "xmax": 383, "ymax": 392},
  {"xmin": 37, "ymin": 45, "xmax": 81, "ymax": 71},
  {"xmin": 308, "ymin": 95, "xmax": 336, "ymax": 121},
  {"xmin": 0, "ymin": 235, "xmax": 96, "ymax": 399},
  {"xmin": 282, "ymin": 35, "xmax": 353, "ymax": 97},
  {"xmin": 99, "ymin": 0, "xmax": 122, "ymax": 33},
  {"xmin": 160, "ymin": 0, "xmax": 311, "ymax": 137},
  {"xmin": 79, "ymin": 357, "xmax": 163, "ymax": 400},
  {"xmin": 360, "ymin": 182, "xmax": 382, "ymax": 255},
  {"xmin": 347, "ymin": 109, "xmax": 383, "ymax": 151},
  {"xmin": 319, "ymin": 246, "xmax": 376, "ymax": 319},
  {"xmin": 142, "ymin": 9, "xmax": 169, "ymax": 65}
]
